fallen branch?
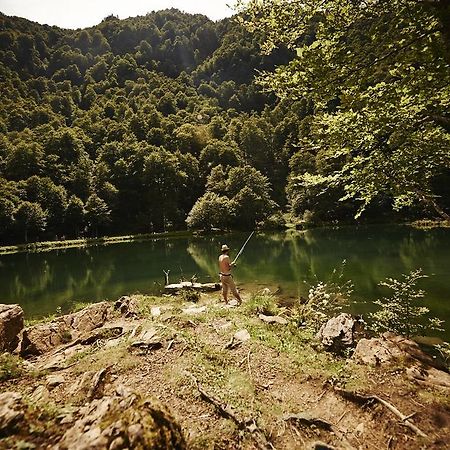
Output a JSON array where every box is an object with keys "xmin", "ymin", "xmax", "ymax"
[
  {"xmin": 334, "ymin": 388, "xmax": 427, "ymax": 438},
  {"xmin": 186, "ymin": 372, "xmax": 272, "ymax": 449},
  {"xmin": 283, "ymin": 411, "xmax": 356, "ymax": 450}
]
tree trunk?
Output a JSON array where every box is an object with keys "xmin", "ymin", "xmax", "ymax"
[{"xmin": 417, "ymin": 190, "xmax": 450, "ymax": 220}]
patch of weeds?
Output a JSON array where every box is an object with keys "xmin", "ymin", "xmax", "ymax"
[
  {"xmin": 179, "ymin": 289, "xmax": 200, "ymax": 303},
  {"xmin": 418, "ymin": 389, "xmax": 450, "ymax": 407},
  {"xmin": 72, "ymin": 342, "xmax": 140, "ymax": 375},
  {"xmin": 70, "ymin": 300, "xmax": 93, "ymax": 313},
  {"xmin": 244, "ymin": 291, "xmax": 280, "ymax": 316},
  {"xmin": 61, "ymin": 330, "xmax": 72, "ymax": 343},
  {"xmin": 328, "ymin": 361, "xmax": 370, "ymax": 390},
  {"xmin": 65, "ymin": 348, "xmax": 92, "ymax": 367},
  {"xmin": 25, "ymin": 314, "xmax": 57, "ymax": 327},
  {"xmin": 291, "ymin": 267, "xmax": 353, "ymax": 331},
  {"xmin": 0, "ymin": 353, "xmax": 24, "ymax": 381}
]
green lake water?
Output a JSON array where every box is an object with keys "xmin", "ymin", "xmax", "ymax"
[{"xmin": 1, "ymin": 226, "xmax": 449, "ymax": 339}]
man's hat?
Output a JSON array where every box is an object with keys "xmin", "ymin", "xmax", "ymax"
[{"xmin": 221, "ymin": 244, "xmax": 230, "ymax": 252}]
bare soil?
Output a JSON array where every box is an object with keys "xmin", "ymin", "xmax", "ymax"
[{"xmin": 1, "ymin": 293, "xmax": 449, "ymax": 449}]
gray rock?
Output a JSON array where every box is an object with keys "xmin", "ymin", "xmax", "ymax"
[
  {"xmin": 316, "ymin": 313, "xmax": 364, "ymax": 352},
  {"xmin": 0, "ymin": 304, "xmax": 24, "ymax": 353},
  {"xmin": 0, "ymin": 392, "xmax": 23, "ymax": 435},
  {"xmin": 353, "ymin": 332, "xmax": 440, "ymax": 368},
  {"xmin": 62, "ymin": 301, "xmax": 110, "ymax": 334},
  {"xmin": 54, "ymin": 386, "xmax": 186, "ymax": 450},
  {"xmin": 114, "ymin": 296, "xmax": 141, "ymax": 318},
  {"xmin": 406, "ymin": 366, "xmax": 450, "ymax": 389},
  {"xmin": 258, "ymin": 313, "xmax": 288, "ymax": 325},
  {"xmin": 46, "ymin": 374, "xmax": 65, "ymax": 388}
]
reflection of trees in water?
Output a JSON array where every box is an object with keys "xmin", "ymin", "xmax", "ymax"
[
  {"xmin": 283, "ymin": 226, "xmax": 450, "ymax": 308},
  {"xmin": 187, "ymin": 241, "xmax": 217, "ymax": 280},
  {"xmin": 1, "ymin": 248, "xmax": 116, "ymax": 316},
  {"xmin": 1, "ymin": 227, "xmax": 449, "ymax": 322},
  {"xmin": 9, "ymin": 258, "xmax": 53, "ymax": 299}
]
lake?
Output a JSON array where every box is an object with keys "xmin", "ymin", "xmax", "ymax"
[{"xmin": 1, "ymin": 226, "xmax": 449, "ymax": 339}]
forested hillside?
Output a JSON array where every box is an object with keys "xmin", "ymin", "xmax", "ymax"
[{"xmin": 0, "ymin": 5, "xmax": 449, "ymax": 244}]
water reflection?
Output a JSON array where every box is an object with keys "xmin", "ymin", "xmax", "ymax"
[{"xmin": 1, "ymin": 226, "xmax": 449, "ymax": 338}]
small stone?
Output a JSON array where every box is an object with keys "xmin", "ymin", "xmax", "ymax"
[
  {"xmin": 181, "ymin": 306, "xmax": 207, "ymax": 315},
  {"xmin": 29, "ymin": 385, "xmax": 51, "ymax": 403},
  {"xmin": 258, "ymin": 314, "xmax": 288, "ymax": 325},
  {"xmin": 151, "ymin": 307, "xmax": 161, "ymax": 317},
  {"xmin": 128, "ymin": 423, "xmax": 144, "ymax": 446},
  {"xmin": 310, "ymin": 442, "xmax": 336, "ymax": 450},
  {"xmin": 109, "ymin": 436, "xmax": 125, "ymax": 450},
  {"xmin": 234, "ymin": 329, "xmax": 250, "ymax": 343},
  {"xmin": 355, "ymin": 422, "xmax": 365, "ymax": 436},
  {"xmin": 46, "ymin": 374, "xmax": 65, "ymax": 388}
]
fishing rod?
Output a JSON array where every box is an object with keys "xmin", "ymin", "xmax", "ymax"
[{"xmin": 232, "ymin": 231, "xmax": 255, "ymax": 265}]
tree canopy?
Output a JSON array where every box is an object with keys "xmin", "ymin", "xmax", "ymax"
[
  {"xmin": 0, "ymin": 4, "xmax": 449, "ymax": 244},
  {"xmin": 237, "ymin": 0, "xmax": 450, "ymax": 219}
]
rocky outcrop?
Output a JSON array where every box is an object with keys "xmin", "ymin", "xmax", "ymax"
[
  {"xmin": 0, "ymin": 304, "xmax": 24, "ymax": 352},
  {"xmin": 20, "ymin": 321, "xmax": 72, "ymax": 357},
  {"xmin": 316, "ymin": 313, "xmax": 364, "ymax": 353},
  {"xmin": 20, "ymin": 302, "xmax": 110, "ymax": 357},
  {"xmin": 62, "ymin": 302, "xmax": 110, "ymax": 334},
  {"xmin": 353, "ymin": 332, "xmax": 438, "ymax": 367},
  {"xmin": 0, "ymin": 392, "xmax": 23, "ymax": 437},
  {"xmin": 55, "ymin": 386, "xmax": 186, "ymax": 450},
  {"xmin": 406, "ymin": 366, "xmax": 450, "ymax": 388}
]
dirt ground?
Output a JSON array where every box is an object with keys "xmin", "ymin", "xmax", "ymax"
[{"xmin": 1, "ymin": 293, "xmax": 449, "ymax": 449}]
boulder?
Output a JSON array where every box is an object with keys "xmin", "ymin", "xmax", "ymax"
[
  {"xmin": 20, "ymin": 321, "xmax": 72, "ymax": 357},
  {"xmin": 55, "ymin": 386, "xmax": 186, "ymax": 450},
  {"xmin": 316, "ymin": 313, "xmax": 364, "ymax": 353},
  {"xmin": 406, "ymin": 365, "xmax": 450, "ymax": 388},
  {"xmin": 0, "ymin": 392, "xmax": 23, "ymax": 436},
  {"xmin": 62, "ymin": 302, "xmax": 110, "ymax": 334},
  {"xmin": 20, "ymin": 302, "xmax": 111, "ymax": 357},
  {"xmin": 0, "ymin": 304, "xmax": 24, "ymax": 352},
  {"xmin": 353, "ymin": 332, "xmax": 439, "ymax": 368}
]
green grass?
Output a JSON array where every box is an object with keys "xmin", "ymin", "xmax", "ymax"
[{"xmin": 0, "ymin": 353, "xmax": 24, "ymax": 381}]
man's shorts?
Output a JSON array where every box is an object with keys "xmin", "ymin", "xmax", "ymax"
[{"xmin": 220, "ymin": 274, "xmax": 239, "ymax": 299}]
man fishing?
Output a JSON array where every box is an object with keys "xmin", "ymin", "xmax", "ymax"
[
  {"xmin": 219, "ymin": 244, "xmax": 242, "ymax": 305},
  {"xmin": 218, "ymin": 232, "xmax": 254, "ymax": 305}
]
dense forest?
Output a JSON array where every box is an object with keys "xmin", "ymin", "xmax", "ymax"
[{"xmin": 0, "ymin": 3, "xmax": 449, "ymax": 244}]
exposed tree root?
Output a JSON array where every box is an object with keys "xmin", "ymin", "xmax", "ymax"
[{"xmin": 334, "ymin": 387, "xmax": 428, "ymax": 438}]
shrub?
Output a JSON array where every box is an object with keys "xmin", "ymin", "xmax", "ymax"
[
  {"xmin": 244, "ymin": 291, "xmax": 280, "ymax": 316},
  {"xmin": 369, "ymin": 269, "xmax": 444, "ymax": 338},
  {"xmin": 291, "ymin": 262, "xmax": 353, "ymax": 329}
]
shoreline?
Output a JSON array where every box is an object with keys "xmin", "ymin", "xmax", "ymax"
[
  {"xmin": 0, "ymin": 230, "xmax": 193, "ymax": 255},
  {"xmin": 2, "ymin": 219, "xmax": 450, "ymax": 255}
]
